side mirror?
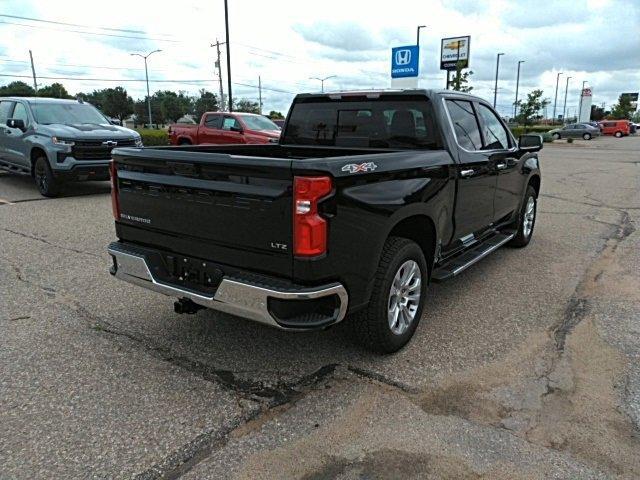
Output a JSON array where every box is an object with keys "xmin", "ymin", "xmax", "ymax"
[
  {"xmin": 7, "ymin": 118, "xmax": 26, "ymax": 131},
  {"xmin": 230, "ymin": 125, "xmax": 243, "ymax": 133},
  {"xmin": 519, "ymin": 134, "xmax": 543, "ymax": 152}
]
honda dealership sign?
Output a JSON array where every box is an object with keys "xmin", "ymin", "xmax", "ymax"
[
  {"xmin": 440, "ymin": 36, "xmax": 470, "ymax": 70},
  {"xmin": 391, "ymin": 45, "xmax": 420, "ymax": 78}
]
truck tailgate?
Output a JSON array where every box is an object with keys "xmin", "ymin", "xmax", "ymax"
[{"xmin": 112, "ymin": 148, "xmax": 294, "ymax": 278}]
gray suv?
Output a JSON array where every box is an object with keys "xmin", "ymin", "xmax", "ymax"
[{"xmin": 0, "ymin": 97, "xmax": 142, "ymax": 197}]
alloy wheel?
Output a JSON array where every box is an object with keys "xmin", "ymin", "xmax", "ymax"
[
  {"xmin": 388, "ymin": 260, "xmax": 422, "ymax": 335},
  {"xmin": 523, "ymin": 196, "xmax": 536, "ymax": 238}
]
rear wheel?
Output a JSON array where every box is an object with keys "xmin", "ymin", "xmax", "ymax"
[
  {"xmin": 582, "ymin": 132, "xmax": 591, "ymax": 140},
  {"xmin": 552, "ymin": 133, "xmax": 560, "ymax": 140},
  {"xmin": 348, "ymin": 237, "xmax": 427, "ymax": 353},
  {"xmin": 178, "ymin": 138, "xmax": 192, "ymax": 145},
  {"xmin": 34, "ymin": 156, "xmax": 60, "ymax": 197},
  {"xmin": 509, "ymin": 185, "xmax": 537, "ymax": 248},
  {"xmin": 614, "ymin": 131, "xmax": 623, "ymax": 138}
]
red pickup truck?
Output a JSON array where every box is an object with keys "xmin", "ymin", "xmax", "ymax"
[{"xmin": 169, "ymin": 112, "xmax": 281, "ymax": 145}]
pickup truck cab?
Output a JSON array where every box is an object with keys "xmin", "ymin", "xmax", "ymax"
[
  {"xmin": 169, "ymin": 112, "xmax": 281, "ymax": 146},
  {"xmin": 0, "ymin": 97, "xmax": 142, "ymax": 197},
  {"xmin": 108, "ymin": 90, "xmax": 542, "ymax": 353}
]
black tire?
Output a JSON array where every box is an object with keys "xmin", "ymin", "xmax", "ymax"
[
  {"xmin": 552, "ymin": 133, "xmax": 560, "ymax": 140},
  {"xmin": 582, "ymin": 132, "xmax": 591, "ymax": 140},
  {"xmin": 614, "ymin": 131, "xmax": 623, "ymax": 138},
  {"xmin": 509, "ymin": 185, "xmax": 537, "ymax": 248},
  {"xmin": 347, "ymin": 237, "xmax": 428, "ymax": 354},
  {"xmin": 178, "ymin": 138, "xmax": 192, "ymax": 145},
  {"xmin": 33, "ymin": 156, "xmax": 60, "ymax": 197}
]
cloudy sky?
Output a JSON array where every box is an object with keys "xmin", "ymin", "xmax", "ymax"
[{"xmin": 0, "ymin": 0, "xmax": 638, "ymax": 117}]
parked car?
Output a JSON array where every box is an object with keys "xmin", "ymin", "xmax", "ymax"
[
  {"xmin": 585, "ymin": 121, "xmax": 602, "ymax": 131},
  {"xmin": 598, "ymin": 119, "xmax": 631, "ymax": 137},
  {"xmin": 108, "ymin": 89, "xmax": 542, "ymax": 353},
  {"xmin": 0, "ymin": 97, "xmax": 142, "ymax": 197},
  {"xmin": 168, "ymin": 112, "xmax": 281, "ymax": 145},
  {"xmin": 548, "ymin": 123, "xmax": 601, "ymax": 140},
  {"xmin": 271, "ymin": 118, "xmax": 285, "ymax": 129}
]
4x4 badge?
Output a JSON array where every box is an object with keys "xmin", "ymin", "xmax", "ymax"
[{"xmin": 341, "ymin": 162, "xmax": 378, "ymax": 174}]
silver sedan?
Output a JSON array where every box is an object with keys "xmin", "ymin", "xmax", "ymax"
[{"xmin": 549, "ymin": 123, "xmax": 601, "ymax": 140}]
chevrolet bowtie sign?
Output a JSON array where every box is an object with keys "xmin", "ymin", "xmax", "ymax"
[{"xmin": 391, "ymin": 45, "xmax": 419, "ymax": 78}]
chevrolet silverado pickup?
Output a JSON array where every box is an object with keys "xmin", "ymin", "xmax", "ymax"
[
  {"xmin": 108, "ymin": 90, "xmax": 542, "ymax": 353},
  {"xmin": 169, "ymin": 111, "xmax": 281, "ymax": 146},
  {"xmin": 0, "ymin": 97, "xmax": 142, "ymax": 197}
]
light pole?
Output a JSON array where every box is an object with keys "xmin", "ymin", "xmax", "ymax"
[
  {"xmin": 309, "ymin": 76, "xmax": 336, "ymax": 93},
  {"xmin": 224, "ymin": 0, "xmax": 233, "ymax": 111},
  {"xmin": 552, "ymin": 72, "xmax": 562, "ymax": 122},
  {"xmin": 578, "ymin": 80, "xmax": 587, "ymax": 122},
  {"xmin": 130, "ymin": 49, "xmax": 161, "ymax": 127},
  {"xmin": 514, "ymin": 60, "xmax": 524, "ymax": 120},
  {"xmin": 562, "ymin": 76, "xmax": 572, "ymax": 123},
  {"xmin": 493, "ymin": 53, "xmax": 505, "ymax": 109},
  {"xmin": 416, "ymin": 25, "xmax": 426, "ymax": 45}
]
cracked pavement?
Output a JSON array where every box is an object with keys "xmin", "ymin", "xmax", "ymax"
[{"xmin": 1, "ymin": 135, "xmax": 639, "ymax": 479}]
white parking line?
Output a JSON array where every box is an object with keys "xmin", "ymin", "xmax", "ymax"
[{"xmin": 0, "ymin": 198, "xmax": 15, "ymax": 205}]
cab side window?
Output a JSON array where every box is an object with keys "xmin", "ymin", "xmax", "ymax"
[
  {"xmin": 477, "ymin": 104, "xmax": 510, "ymax": 150},
  {"xmin": 446, "ymin": 99, "xmax": 482, "ymax": 151},
  {"xmin": 222, "ymin": 116, "xmax": 241, "ymax": 131},
  {"xmin": 12, "ymin": 103, "xmax": 30, "ymax": 126},
  {"xmin": 204, "ymin": 114, "xmax": 222, "ymax": 129},
  {"xmin": 0, "ymin": 101, "xmax": 14, "ymax": 125}
]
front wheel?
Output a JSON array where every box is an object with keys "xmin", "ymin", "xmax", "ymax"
[
  {"xmin": 614, "ymin": 131, "xmax": 623, "ymax": 138},
  {"xmin": 552, "ymin": 133, "xmax": 560, "ymax": 140},
  {"xmin": 347, "ymin": 237, "xmax": 428, "ymax": 353},
  {"xmin": 582, "ymin": 132, "xmax": 591, "ymax": 140},
  {"xmin": 34, "ymin": 156, "xmax": 60, "ymax": 197},
  {"xmin": 509, "ymin": 185, "xmax": 537, "ymax": 248}
]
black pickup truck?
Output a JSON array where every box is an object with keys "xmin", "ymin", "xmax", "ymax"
[{"xmin": 108, "ymin": 90, "xmax": 542, "ymax": 353}]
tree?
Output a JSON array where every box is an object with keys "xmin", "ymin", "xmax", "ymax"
[
  {"xmin": 609, "ymin": 94, "xmax": 635, "ymax": 120},
  {"xmin": 37, "ymin": 83, "xmax": 72, "ymax": 99},
  {"xmin": 100, "ymin": 87, "xmax": 134, "ymax": 121},
  {"xmin": 133, "ymin": 98, "xmax": 162, "ymax": 127},
  {"xmin": 0, "ymin": 81, "xmax": 36, "ymax": 97},
  {"xmin": 590, "ymin": 105, "xmax": 606, "ymax": 121},
  {"xmin": 151, "ymin": 90, "xmax": 190, "ymax": 124},
  {"xmin": 192, "ymin": 89, "xmax": 219, "ymax": 122},
  {"xmin": 234, "ymin": 98, "xmax": 260, "ymax": 114},
  {"xmin": 449, "ymin": 60, "xmax": 473, "ymax": 93},
  {"xmin": 268, "ymin": 110, "xmax": 284, "ymax": 119},
  {"xmin": 514, "ymin": 89, "xmax": 550, "ymax": 126}
]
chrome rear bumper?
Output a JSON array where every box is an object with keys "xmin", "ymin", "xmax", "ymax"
[{"xmin": 107, "ymin": 244, "xmax": 348, "ymax": 330}]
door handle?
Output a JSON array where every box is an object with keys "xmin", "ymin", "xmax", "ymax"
[
  {"xmin": 496, "ymin": 162, "xmax": 507, "ymax": 170},
  {"xmin": 460, "ymin": 169, "xmax": 474, "ymax": 177}
]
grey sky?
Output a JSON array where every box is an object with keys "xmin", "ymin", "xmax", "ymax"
[{"xmin": 0, "ymin": 0, "xmax": 637, "ymax": 116}]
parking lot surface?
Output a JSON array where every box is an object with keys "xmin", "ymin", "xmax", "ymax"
[{"xmin": 1, "ymin": 135, "xmax": 639, "ymax": 479}]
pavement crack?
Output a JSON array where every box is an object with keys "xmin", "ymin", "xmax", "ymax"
[{"xmin": 0, "ymin": 227, "xmax": 102, "ymax": 258}]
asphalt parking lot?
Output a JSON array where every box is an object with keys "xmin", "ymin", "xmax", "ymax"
[{"xmin": 1, "ymin": 135, "xmax": 639, "ymax": 479}]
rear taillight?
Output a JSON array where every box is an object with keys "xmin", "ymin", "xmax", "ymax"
[
  {"xmin": 109, "ymin": 160, "xmax": 120, "ymax": 220},
  {"xmin": 293, "ymin": 176, "xmax": 332, "ymax": 257}
]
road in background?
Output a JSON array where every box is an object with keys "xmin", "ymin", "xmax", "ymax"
[{"xmin": 1, "ymin": 136, "xmax": 639, "ymax": 478}]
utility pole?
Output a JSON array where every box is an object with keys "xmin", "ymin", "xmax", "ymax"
[
  {"xmin": 552, "ymin": 72, "xmax": 562, "ymax": 122},
  {"xmin": 211, "ymin": 39, "xmax": 226, "ymax": 111},
  {"xmin": 493, "ymin": 53, "xmax": 505, "ymax": 108},
  {"xmin": 562, "ymin": 76, "xmax": 572, "ymax": 124},
  {"xmin": 514, "ymin": 60, "xmax": 524, "ymax": 120},
  {"xmin": 258, "ymin": 75, "xmax": 263, "ymax": 114},
  {"xmin": 29, "ymin": 50, "xmax": 37, "ymax": 93},
  {"xmin": 130, "ymin": 49, "xmax": 162, "ymax": 127},
  {"xmin": 224, "ymin": 0, "xmax": 233, "ymax": 111}
]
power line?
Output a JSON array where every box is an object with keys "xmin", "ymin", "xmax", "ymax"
[
  {"xmin": 0, "ymin": 14, "xmax": 159, "ymax": 35},
  {"xmin": 0, "ymin": 73, "xmax": 294, "ymax": 93}
]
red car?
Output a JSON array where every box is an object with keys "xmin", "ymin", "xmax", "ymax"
[
  {"xmin": 169, "ymin": 112, "xmax": 281, "ymax": 145},
  {"xmin": 598, "ymin": 119, "xmax": 631, "ymax": 137}
]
